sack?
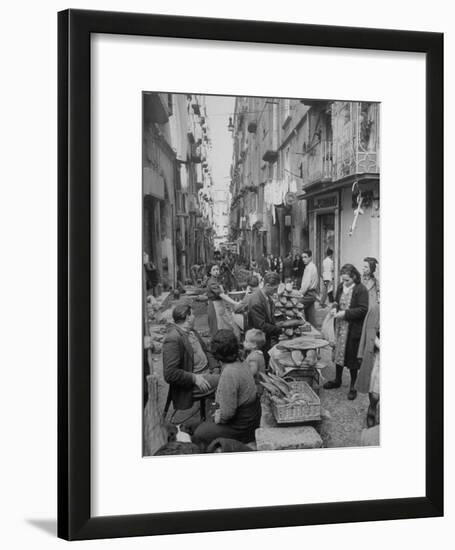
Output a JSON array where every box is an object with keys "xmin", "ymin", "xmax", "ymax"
[{"xmin": 321, "ymin": 311, "xmax": 336, "ymax": 346}]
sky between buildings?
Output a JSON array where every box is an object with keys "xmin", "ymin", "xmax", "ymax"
[{"xmin": 205, "ymin": 95, "xmax": 235, "ymax": 193}]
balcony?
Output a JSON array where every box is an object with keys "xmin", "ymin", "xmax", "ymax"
[
  {"xmin": 262, "ymin": 149, "xmax": 279, "ymax": 163},
  {"xmin": 190, "ymin": 143, "xmax": 202, "ymax": 163},
  {"xmin": 332, "ymin": 145, "xmax": 379, "ymax": 181},
  {"xmin": 143, "ymin": 93, "xmax": 169, "ymax": 124},
  {"xmin": 301, "ymin": 140, "xmax": 333, "ymax": 187},
  {"xmin": 331, "ymin": 101, "xmax": 380, "ymax": 180},
  {"xmin": 248, "ymin": 120, "xmax": 257, "ymax": 133},
  {"xmin": 262, "ymin": 121, "xmax": 279, "ymax": 163},
  {"xmin": 188, "ymin": 193, "xmax": 198, "ymax": 213}
]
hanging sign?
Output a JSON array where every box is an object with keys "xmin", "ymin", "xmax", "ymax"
[{"xmin": 285, "ymin": 191, "xmax": 297, "ymax": 206}]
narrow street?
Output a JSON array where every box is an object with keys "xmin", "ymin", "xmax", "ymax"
[{"xmin": 143, "ymin": 93, "xmax": 379, "ymax": 455}]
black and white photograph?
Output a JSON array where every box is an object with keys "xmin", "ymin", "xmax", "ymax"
[
  {"xmin": 143, "ymin": 93, "xmax": 381, "ymax": 456},
  {"xmin": 0, "ymin": 0, "xmax": 447, "ymax": 545}
]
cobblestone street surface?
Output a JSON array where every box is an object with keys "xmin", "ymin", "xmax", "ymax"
[{"xmin": 148, "ymin": 296, "xmax": 370, "ymax": 450}]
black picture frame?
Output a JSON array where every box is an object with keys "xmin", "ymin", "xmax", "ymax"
[{"xmin": 58, "ymin": 8, "xmax": 443, "ymax": 541}]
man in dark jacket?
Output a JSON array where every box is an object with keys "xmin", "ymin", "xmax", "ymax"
[
  {"xmin": 162, "ymin": 304, "xmax": 219, "ymax": 411},
  {"xmin": 293, "ymin": 253, "xmax": 304, "ymax": 285},
  {"xmin": 247, "ymin": 271, "xmax": 283, "ymax": 354}
]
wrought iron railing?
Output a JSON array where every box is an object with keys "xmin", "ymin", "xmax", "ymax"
[{"xmin": 301, "ymin": 140, "xmax": 333, "ymax": 186}]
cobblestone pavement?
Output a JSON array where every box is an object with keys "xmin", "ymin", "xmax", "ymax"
[
  {"xmin": 313, "ymin": 301, "xmax": 370, "ymax": 447},
  {"xmin": 149, "ymin": 296, "xmax": 371, "ymax": 449}
]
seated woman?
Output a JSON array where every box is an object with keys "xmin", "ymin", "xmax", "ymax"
[{"xmin": 193, "ymin": 330, "xmax": 261, "ymax": 447}]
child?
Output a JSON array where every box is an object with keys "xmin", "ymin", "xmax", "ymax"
[{"xmin": 243, "ymin": 329, "xmax": 266, "ymax": 393}]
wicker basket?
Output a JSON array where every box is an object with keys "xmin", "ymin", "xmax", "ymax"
[
  {"xmin": 284, "ymin": 367, "xmax": 320, "ymax": 395},
  {"xmin": 271, "ymin": 381, "xmax": 320, "ymax": 424}
]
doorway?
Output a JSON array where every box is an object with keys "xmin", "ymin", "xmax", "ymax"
[{"xmin": 316, "ymin": 212, "xmax": 335, "ymax": 275}]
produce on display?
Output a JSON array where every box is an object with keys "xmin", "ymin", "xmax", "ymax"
[
  {"xmin": 272, "ymin": 286, "xmax": 308, "ymax": 339},
  {"xmin": 259, "ymin": 373, "xmax": 307, "ymax": 406},
  {"xmin": 259, "ymin": 373, "xmax": 321, "ymax": 423}
]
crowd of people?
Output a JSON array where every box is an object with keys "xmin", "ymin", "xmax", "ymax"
[
  {"xmin": 162, "ymin": 303, "xmax": 264, "ymax": 450},
  {"xmin": 156, "ymin": 249, "xmax": 381, "ymax": 454}
]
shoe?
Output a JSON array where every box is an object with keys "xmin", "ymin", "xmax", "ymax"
[
  {"xmin": 366, "ymin": 413, "xmax": 376, "ymax": 428},
  {"xmin": 347, "ymin": 389, "xmax": 357, "ymax": 400},
  {"xmin": 323, "ymin": 380, "xmax": 341, "ymax": 390},
  {"xmin": 366, "ymin": 405, "xmax": 377, "ymax": 427}
]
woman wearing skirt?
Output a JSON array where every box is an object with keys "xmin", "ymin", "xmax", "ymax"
[
  {"xmin": 206, "ymin": 264, "xmax": 241, "ymax": 340},
  {"xmin": 323, "ymin": 264, "xmax": 369, "ymax": 400}
]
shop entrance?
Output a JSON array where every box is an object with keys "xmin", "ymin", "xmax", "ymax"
[{"xmin": 316, "ymin": 212, "xmax": 335, "ymax": 276}]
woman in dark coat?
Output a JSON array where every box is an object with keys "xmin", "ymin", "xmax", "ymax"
[{"xmin": 323, "ymin": 264, "xmax": 369, "ymax": 400}]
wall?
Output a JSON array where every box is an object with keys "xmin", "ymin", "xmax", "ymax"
[
  {"xmin": 339, "ymin": 186, "xmax": 380, "ymax": 272},
  {"xmin": 0, "ymin": 2, "xmax": 452, "ymax": 550}
]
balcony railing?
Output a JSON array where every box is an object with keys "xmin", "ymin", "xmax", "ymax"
[
  {"xmin": 332, "ymin": 148, "xmax": 379, "ymax": 181},
  {"xmin": 331, "ymin": 101, "xmax": 380, "ymax": 180},
  {"xmin": 301, "ymin": 134, "xmax": 379, "ymax": 189},
  {"xmin": 301, "ymin": 140, "xmax": 333, "ymax": 187},
  {"xmin": 190, "ymin": 143, "xmax": 202, "ymax": 163}
]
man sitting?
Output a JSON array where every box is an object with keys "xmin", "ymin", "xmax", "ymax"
[{"xmin": 162, "ymin": 304, "xmax": 219, "ymax": 413}]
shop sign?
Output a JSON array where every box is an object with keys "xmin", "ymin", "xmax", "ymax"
[
  {"xmin": 285, "ymin": 191, "xmax": 297, "ymax": 206},
  {"xmin": 312, "ymin": 194, "xmax": 338, "ymax": 210}
]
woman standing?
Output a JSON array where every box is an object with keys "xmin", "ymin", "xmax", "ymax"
[
  {"xmin": 206, "ymin": 264, "xmax": 240, "ymax": 339},
  {"xmin": 323, "ymin": 264, "xmax": 369, "ymax": 400},
  {"xmin": 278, "ymin": 256, "xmax": 283, "ymax": 277},
  {"xmin": 269, "ymin": 255, "xmax": 277, "ymax": 272},
  {"xmin": 356, "ymin": 303, "xmax": 380, "ymax": 426},
  {"xmin": 362, "ymin": 257, "xmax": 380, "ymax": 307},
  {"xmin": 193, "ymin": 330, "xmax": 261, "ymax": 446}
]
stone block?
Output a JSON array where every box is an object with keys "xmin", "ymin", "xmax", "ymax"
[
  {"xmin": 255, "ymin": 426, "xmax": 323, "ymax": 451},
  {"xmin": 260, "ymin": 399, "xmax": 278, "ymax": 429}
]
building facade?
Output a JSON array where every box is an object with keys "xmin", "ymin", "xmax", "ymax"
[
  {"xmin": 229, "ymin": 97, "xmax": 380, "ymax": 279},
  {"xmin": 143, "ymin": 92, "xmax": 214, "ymax": 293}
]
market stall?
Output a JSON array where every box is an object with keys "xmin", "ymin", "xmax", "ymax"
[{"xmin": 257, "ymin": 283, "xmax": 332, "ymax": 427}]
